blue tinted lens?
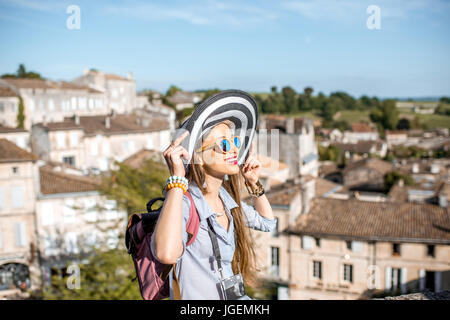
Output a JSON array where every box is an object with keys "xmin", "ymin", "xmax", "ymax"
[
  {"xmin": 234, "ymin": 136, "xmax": 241, "ymax": 148},
  {"xmin": 220, "ymin": 139, "xmax": 230, "ymax": 152}
]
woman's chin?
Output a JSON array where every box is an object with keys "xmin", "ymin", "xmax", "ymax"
[{"xmin": 224, "ymin": 163, "xmax": 240, "ymax": 175}]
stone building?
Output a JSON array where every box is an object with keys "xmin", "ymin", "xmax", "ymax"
[
  {"xmin": 256, "ymin": 115, "xmax": 318, "ymax": 178},
  {"xmin": 31, "ymin": 114, "xmax": 171, "ymax": 172},
  {"xmin": 0, "ymin": 139, "xmax": 41, "ymax": 298},
  {"xmin": 0, "ymin": 125, "xmax": 30, "ymax": 151},
  {"xmin": 36, "ymin": 164, "xmax": 127, "ymax": 286},
  {"xmin": 0, "ymin": 86, "xmax": 20, "ymax": 128},
  {"xmin": 0, "ymin": 78, "xmax": 107, "ymax": 130},
  {"xmin": 343, "ymin": 122, "xmax": 379, "ymax": 144},
  {"xmin": 72, "ymin": 69, "xmax": 136, "ymax": 114},
  {"xmin": 249, "ymin": 177, "xmax": 450, "ymax": 300}
]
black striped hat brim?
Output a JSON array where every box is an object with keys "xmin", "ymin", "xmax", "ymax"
[{"xmin": 176, "ymin": 89, "xmax": 258, "ymax": 167}]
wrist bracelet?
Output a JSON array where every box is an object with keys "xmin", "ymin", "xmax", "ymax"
[
  {"xmin": 245, "ymin": 179, "xmax": 265, "ymax": 197},
  {"xmin": 162, "ymin": 175, "xmax": 188, "ymax": 196}
]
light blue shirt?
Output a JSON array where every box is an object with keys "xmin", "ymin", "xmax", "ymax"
[{"xmin": 151, "ymin": 181, "xmax": 276, "ymax": 300}]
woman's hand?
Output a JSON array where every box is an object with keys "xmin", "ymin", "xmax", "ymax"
[
  {"xmin": 163, "ymin": 131, "xmax": 190, "ymax": 177},
  {"xmin": 240, "ymin": 143, "xmax": 261, "ymax": 186}
]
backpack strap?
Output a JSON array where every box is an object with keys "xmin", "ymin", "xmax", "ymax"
[
  {"xmin": 184, "ymin": 190, "xmax": 200, "ymax": 246},
  {"xmin": 172, "ymin": 190, "xmax": 200, "ymax": 300}
]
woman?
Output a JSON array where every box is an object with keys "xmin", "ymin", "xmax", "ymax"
[{"xmin": 151, "ymin": 97, "xmax": 276, "ymax": 300}]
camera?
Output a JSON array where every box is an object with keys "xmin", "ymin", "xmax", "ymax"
[{"xmin": 220, "ymin": 273, "xmax": 246, "ymax": 300}]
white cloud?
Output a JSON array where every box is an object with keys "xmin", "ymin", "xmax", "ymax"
[{"xmin": 104, "ymin": 0, "xmax": 278, "ymax": 27}]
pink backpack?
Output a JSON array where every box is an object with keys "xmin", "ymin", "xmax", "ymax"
[{"xmin": 125, "ymin": 190, "xmax": 199, "ymax": 300}]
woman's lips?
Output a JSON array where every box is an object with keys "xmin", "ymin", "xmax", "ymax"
[{"xmin": 225, "ymin": 156, "xmax": 238, "ymax": 164}]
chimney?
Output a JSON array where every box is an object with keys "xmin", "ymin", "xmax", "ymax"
[
  {"xmin": 105, "ymin": 116, "xmax": 111, "ymax": 129},
  {"xmin": 439, "ymin": 194, "xmax": 447, "ymax": 208},
  {"xmin": 286, "ymin": 118, "xmax": 295, "ymax": 134},
  {"xmin": 127, "ymin": 72, "xmax": 133, "ymax": 80},
  {"xmin": 398, "ymin": 179, "xmax": 404, "ymax": 187},
  {"xmin": 83, "ymin": 68, "xmax": 89, "ymax": 75}
]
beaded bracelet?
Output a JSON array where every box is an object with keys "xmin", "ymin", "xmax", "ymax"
[{"xmin": 162, "ymin": 175, "xmax": 188, "ymax": 195}]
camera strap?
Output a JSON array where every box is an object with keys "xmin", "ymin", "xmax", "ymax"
[{"xmin": 206, "ymin": 218, "xmax": 224, "ymax": 279}]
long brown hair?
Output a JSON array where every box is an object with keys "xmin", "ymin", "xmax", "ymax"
[{"xmin": 186, "ymin": 124, "xmax": 259, "ymax": 287}]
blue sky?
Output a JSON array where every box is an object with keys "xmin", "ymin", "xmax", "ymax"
[{"xmin": 0, "ymin": 0, "xmax": 449, "ymax": 98}]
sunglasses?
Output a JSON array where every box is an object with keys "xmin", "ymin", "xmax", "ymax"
[{"xmin": 196, "ymin": 135, "xmax": 242, "ymax": 153}]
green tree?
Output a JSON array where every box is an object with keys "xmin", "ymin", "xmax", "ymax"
[
  {"xmin": 370, "ymin": 99, "xmax": 399, "ymax": 130},
  {"xmin": 16, "ymin": 96, "xmax": 25, "ymax": 129},
  {"xmin": 1, "ymin": 64, "xmax": 42, "ymax": 79},
  {"xmin": 383, "ymin": 171, "xmax": 415, "ymax": 193},
  {"xmin": 165, "ymin": 85, "xmax": 181, "ymax": 97},
  {"xmin": 40, "ymin": 248, "xmax": 141, "ymax": 300},
  {"xmin": 99, "ymin": 158, "xmax": 168, "ymax": 214},
  {"xmin": 264, "ymin": 86, "xmax": 284, "ymax": 114},
  {"xmin": 321, "ymin": 96, "xmax": 343, "ymax": 121},
  {"xmin": 281, "ymin": 86, "xmax": 297, "ymax": 113}
]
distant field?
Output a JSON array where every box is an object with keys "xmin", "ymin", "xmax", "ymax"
[
  {"xmin": 415, "ymin": 114, "xmax": 450, "ymax": 129},
  {"xmin": 334, "ymin": 110, "xmax": 371, "ymax": 123}
]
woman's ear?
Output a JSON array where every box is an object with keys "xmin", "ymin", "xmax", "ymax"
[{"xmin": 193, "ymin": 152, "xmax": 204, "ymax": 166}]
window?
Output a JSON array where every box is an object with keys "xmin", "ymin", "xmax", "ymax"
[
  {"xmin": 343, "ymin": 264, "xmax": 353, "ymax": 283},
  {"xmin": 312, "ymin": 261, "xmax": 322, "ymax": 279},
  {"xmin": 302, "ymin": 235, "xmax": 314, "ymax": 249},
  {"xmin": 105, "ymin": 200, "xmax": 118, "ymax": 220},
  {"xmin": 14, "ymin": 222, "xmax": 27, "ymax": 247},
  {"xmin": 102, "ymin": 142, "xmax": 110, "ymax": 156},
  {"xmin": 12, "ymin": 167, "xmax": 19, "ymax": 175},
  {"xmin": 85, "ymin": 230, "xmax": 98, "ymax": 249},
  {"xmin": 56, "ymin": 132, "xmax": 66, "ymax": 148},
  {"xmin": 44, "ymin": 235, "xmax": 57, "ymax": 256},
  {"xmin": 63, "ymin": 200, "xmax": 76, "ymax": 224},
  {"xmin": 48, "ymin": 99, "xmax": 55, "ymax": 111},
  {"xmin": 271, "ymin": 218, "xmax": 279, "ymax": 237},
  {"xmin": 425, "ymin": 271, "xmax": 435, "ymax": 291},
  {"xmin": 270, "ymin": 246, "xmax": 279, "ymax": 276},
  {"xmin": 0, "ymin": 102, "xmax": 3, "ymax": 112},
  {"xmin": 392, "ymin": 243, "xmax": 401, "ymax": 256},
  {"xmin": 427, "ymin": 245, "xmax": 435, "ymax": 258},
  {"xmin": 29, "ymin": 99, "xmax": 35, "ymax": 111},
  {"xmin": 65, "ymin": 232, "xmax": 78, "ymax": 254},
  {"xmin": 84, "ymin": 199, "xmax": 97, "ymax": 222},
  {"xmin": 315, "ymin": 237, "xmax": 321, "ymax": 248},
  {"xmin": 106, "ymin": 230, "xmax": 119, "ymax": 249},
  {"xmin": 12, "ymin": 186, "xmax": 24, "ymax": 208},
  {"xmin": 390, "ymin": 268, "xmax": 402, "ymax": 291},
  {"xmin": 69, "ymin": 132, "xmax": 78, "ymax": 147},
  {"xmin": 0, "ymin": 187, "xmax": 4, "ymax": 211},
  {"xmin": 41, "ymin": 202, "xmax": 55, "ymax": 226},
  {"xmin": 346, "ymin": 241, "xmax": 352, "ymax": 250},
  {"xmin": 79, "ymin": 97, "xmax": 87, "ymax": 109},
  {"xmin": 351, "ymin": 241, "xmax": 362, "ymax": 252},
  {"xmin": 63, "ymin": 156, "xmax": 75, "ymax": 167},
  {"xmin": 88, "ymin": 98, "xmax": 94, "ymax": 109},
  {"xmin": 91, "ymin": 141, "xmax": 98, "ymax": 156},
  {"xmin": 71, "ymin": 97, "xmax": 77, "ymax": 110}
]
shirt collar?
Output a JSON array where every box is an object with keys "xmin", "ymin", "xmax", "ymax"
[{"xmin": 188, "ymin": 181, "xmax": 239, "ymax": 220}]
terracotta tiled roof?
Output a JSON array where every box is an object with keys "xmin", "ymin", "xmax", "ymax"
[
  {"xmin": 315, "ymin": 178, "xmax": 342, "ymax": 197},
  {"xmin": 123, "ymin": 149, "xmax": 165, "ymax": 169},
  {"xmin": 0, "ymin": 86, "xmax": 18, "ymax": 97},
  {"xmin": 334, "ymin": 140, "xmax": 384, "ymax": 154},
  {"xmin": 343, "ymin": 157, "xmax": 393, "ymax": 175},
  {"xmin": 167, "ymin": 91, "xmax": 201, "ymax": 104},
  {"xmin": 0, "ymin": 138, "xmax": 37, "ymax": 162},
  {"xmin": 36, "ymin": 114, "xmax": 170, "ymax": 136},
  {"xmin": 39, "ymin": 166, "xmax": 100, "ymax": 195},
  {"xmin": 351, "ymin": 122, "xmax": 375, "ymax": 133},
  {"xmin": 2, "ymin": 78, "xmax": 102, "ymax": 93},
  {"xmin": 288, "ymin": 198, "xmax": 450, "ymax": 243},
  {"xmin": 385, "ymin": 130, "xmax": 408, "ymax": 136},
  {"xmin": 0, "ymin": 125, "xmax": 27, "ymax": 133}
]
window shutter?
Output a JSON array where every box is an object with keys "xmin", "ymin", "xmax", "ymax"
[
  {"xmin": 14, "ymin": 222, "xmax": 27, "ymax": 247},
  {"xmin": 0, "ymin": 187, "xmax": 4, "ymax": 210},
  {"xmin": 351, "ymin": 241, "xmax": 362, "ymax": 252},
  {"xmin": 435, "ymin": 271, "xmax": 441, "ymax": 292},
  {"xmin": 41, "ymin": 202, "xmax": 55, "ymax": 226},
  {"xmin": 385, "ymin": 266, "xmax": 392, "ymax": 291},
  {"xmin": 0, "ymin": 226, "xmax": 3, "ymax": 248},
  {"xmin": 419, "ymin": 269, "xmax": 425, "ymax": 291},
  {"xmin": 401, "ymin": 267, "xmax": 407, "ymax": 293},
  {"xmin": 12, "ymin": 186, "xmax": 24, "ymax": 208}
]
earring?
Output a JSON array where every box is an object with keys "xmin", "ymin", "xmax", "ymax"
[{"xmin": 224, "ymin": 174, "xmax": 229, "ymax": 181}]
